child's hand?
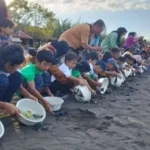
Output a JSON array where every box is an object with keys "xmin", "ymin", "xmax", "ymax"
[
  {"xmin": 78, "ymin": 79, "xmax": 85, "ymax": 86},
  {"xmin": 97, "ymin": 82, "xmax": 102, "ymax": 87},
  {"xmin": 49, "ymin": 93, "xmax": 54, "ymax": 97},
  {"xmin": 94, "ymin": 46, "xmax": 103, "ymax": 51},
  {"xmin": 116, "ymin": 73, "xmax": 122, "ymax": 78},
  {"xmin": 4, "ymin": 103, "xmax": 20, "ymax": 116},
  {"xmin": 99, "ymin": 53, "xmax": 103, "ymax": 59},
  {"xmin": 48, "ymin": 92, "xmax": 54, "ymax": 97},
  {"xmin": 42, "ymin": 99, "xmax": 54, "ymax": 114},
  {"xmin": 132, "ymin": 68, "xmax": 137, "ymax": 73},
  {"xmin": 28, "ymin": 94, "xmax": 38, "ymax": 102},
  {"xmin": 91, "ymin": 89, "xmax": 96, "ymax": 95},
  {"xmin": 83, "ymin": 73, "xmax": 89, "ymax": 78}
]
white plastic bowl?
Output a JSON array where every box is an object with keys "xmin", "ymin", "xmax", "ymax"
[
  {"xmin": 0, "ymin": 121, "xmax": 4, "ymax": 138},
  {"xmin": 74, "ymin": 85, "xmax": 91, "ymax": 103},
  {"xmin": 16, "ymin": 99, "xmax": 46, "ymax": 126},
  {"xmin": 97, "ymin": 78, "xmax": 109, "ymax": 94},
  {"xmin": 120, "ymin": 72, "xmax": 126, "ymax": 82},
  {"xmin": 124, "ymin": 69, "xmax": 132, "ymax": 78},
  {"xmin": 44, "ymin": 97, "xmax": 64, "ymax": 111},
  {"xmin": 111, "ymin": 77, "xmax": 123, "ymax": 87}
]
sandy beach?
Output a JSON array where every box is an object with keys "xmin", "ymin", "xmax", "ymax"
[{"xmin": 1, "ymin": 71, "xmax": 150, "ymax": 150}]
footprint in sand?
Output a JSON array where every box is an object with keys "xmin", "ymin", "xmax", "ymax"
[
  {"xmin": 104, "ymin": 116, "xmax": 114, "ymax": 120},
  {"xmin": 126, "ymin": 98, "xmax": 131, "ymax": 101},
  {"xmin": 129, "ymin": 86, "xmax": 138, "ymax": 90},
  {"xmin": 120, "ymin": 92, "xmax": 124, "ymax": 95},
  {"xmin": 141, "ymin": 76, "xmax": 147, "ymax": 78},
  {"xmin": 0, "ymin": 144, "xmax": 4, "ymax": 150},
  {"xmin": 111, "ymin": 99, "xmax": 117, "ymax": 102}
]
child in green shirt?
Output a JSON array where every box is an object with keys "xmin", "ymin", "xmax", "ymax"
[
  {"xmin": 21, "ymin": 50, "xmax": 54, "ymax": 113},
  {"xmin": 84, "ymin": 52, "xmax": 107, "ymax": 88},
  {"xmin": 72, "ymin": 61, "xmax": 96, "ymax": 95}
]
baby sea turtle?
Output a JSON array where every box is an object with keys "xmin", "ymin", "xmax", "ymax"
[{"xmin": 32, "ymin": 122, "xmax": 52, "ymax": 131}]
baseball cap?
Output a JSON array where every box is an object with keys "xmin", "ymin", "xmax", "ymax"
[
  {"xmin": 96, "ymin": 60, "xmax": 107, "ymax": 71},
  {"xmin": 107, "ymin": 58, "xmax": 119, "ymax": 68}
]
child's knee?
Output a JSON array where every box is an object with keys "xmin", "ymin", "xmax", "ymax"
[
  {"xmin": 34, "ymin": 75, "xmax": 44, "ymax": 90},
  {"xmin": 42, "ymin": 71, "xmax": 51, "ymax": 87}
]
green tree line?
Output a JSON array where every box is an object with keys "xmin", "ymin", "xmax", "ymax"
[{"xmin": 8, "ymin": 0, "xmax": 79, "ymax": 41}]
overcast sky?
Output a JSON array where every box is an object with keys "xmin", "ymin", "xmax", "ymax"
[{"xmin": 7, "ymin": 0, "xmax": 150, "ymax": 39}]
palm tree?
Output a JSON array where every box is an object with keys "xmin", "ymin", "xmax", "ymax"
[{"xmin": 51, "ymin": 19, "xmax": 72, "ymax": 38}]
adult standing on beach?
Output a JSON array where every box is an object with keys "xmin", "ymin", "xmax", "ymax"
[
  {"xmin": 59, "ymin": 19, "xmax": 105, "ymax": 55},
  {"xmin": 124, "ymin": 32, "xmax": 137, "ymax": 50},
  {"xmin": 101, "ymin": 27, "xmax": 127, "ymax": 53}
]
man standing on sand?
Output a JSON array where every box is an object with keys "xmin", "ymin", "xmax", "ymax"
[{"xmin": 59, "ymin": 19, "xmax": 105, "ymax": 55}]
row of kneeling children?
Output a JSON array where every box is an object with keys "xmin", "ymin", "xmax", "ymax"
[{"xmin": 1, "ymin": 43, "xmax": 150, "ymax": 116}]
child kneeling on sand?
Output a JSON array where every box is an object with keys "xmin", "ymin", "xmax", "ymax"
[
  {"xmin": 122, "ymin": 46, "xmax": 135, "ymax": 57},
  {"xmin": 117, "ymin": 56, "xmax": 126, "ymax": 70},
  {"xmin": 84, "ymin": 52, "xmax": 107, "ymax": 88},
  {"xmin": 0, "ymin": 44, "xmax": 37, "ymax": 116},
  {"xmin": 0, "ymin": 18, "xmax": 14, "ymax": 48},
  {"xmin": 21, "ymin": 50, "xmax": 54, "ymax": 113},
  {"xmin": 105, "ymin": 58, "xmax": 121, "ymax": 78},
  {"xmin": 50, "ymin": 52, "xmax": 86, "ymax": 97},
  {"xmin": 123, "ymin": 54, "xmax": 135, "ymax": 68},
  {"xmin": 72, "ymin": 60, "xmax": 96, "ymax": 95}
]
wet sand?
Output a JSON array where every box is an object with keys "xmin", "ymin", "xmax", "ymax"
[{"xmin": 1, "ymin": 71, "xmax": 150, "ymax": 150}]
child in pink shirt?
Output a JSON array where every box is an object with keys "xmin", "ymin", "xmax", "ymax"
[{"xmin": 124, "ymin": 32, "xmax": 137, "ymax": 49}]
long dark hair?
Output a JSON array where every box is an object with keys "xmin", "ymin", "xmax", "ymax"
[
  {"xmin": 93, "ymin": 19, "xmax": 105, "ymax": 29},
  {"xmin": 128, "ymin": 32, "xmax": 136, "ymax": 37},
  {"xmin": 112, "ymin": 27, "xmax": 127, "ymax": 47},
  {"xmin": 0, "ymin": 44, "xmax": 24, "ymax": 67},
  {"xmin": 28, "ymin": 40, "xmax": 69, "ymax": 59},
  {"xmin": 51, "ymin": 40, "xmax": 69, "ymax": 58}
]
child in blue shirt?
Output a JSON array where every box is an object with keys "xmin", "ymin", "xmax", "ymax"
[
  {"xmin": 0, "ymin": 18, "xmax": 14, "ymax": 48},
  {"xmin": 0, "ymin": 44, "xmax": 37, "ymax": 116}
]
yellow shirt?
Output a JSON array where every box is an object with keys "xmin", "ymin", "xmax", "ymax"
[
  {"xmin": 59, "ymin": 24, "xmax": 95, "ymax": 49},
  {"xmin": 98, "ymin": 72, "xmax": 106, "ymax": 77}
]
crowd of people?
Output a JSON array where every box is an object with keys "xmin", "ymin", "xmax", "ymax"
[{"xmin": 0, "ymin": 0, "xmax": 150, "ymax": 119}]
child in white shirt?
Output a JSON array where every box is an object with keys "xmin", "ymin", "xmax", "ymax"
[{"xmin": 50, "ymin": 52, "xmax": 85, "ymax": 96}]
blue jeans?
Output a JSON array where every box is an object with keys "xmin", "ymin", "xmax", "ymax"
[
  {"xmin": 0, "ymin": 71, "xmax": 22, "ymax": 102},
  {"xmin": 34, "ymin": 71, "xmax": 51, "ymax": 90}
]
